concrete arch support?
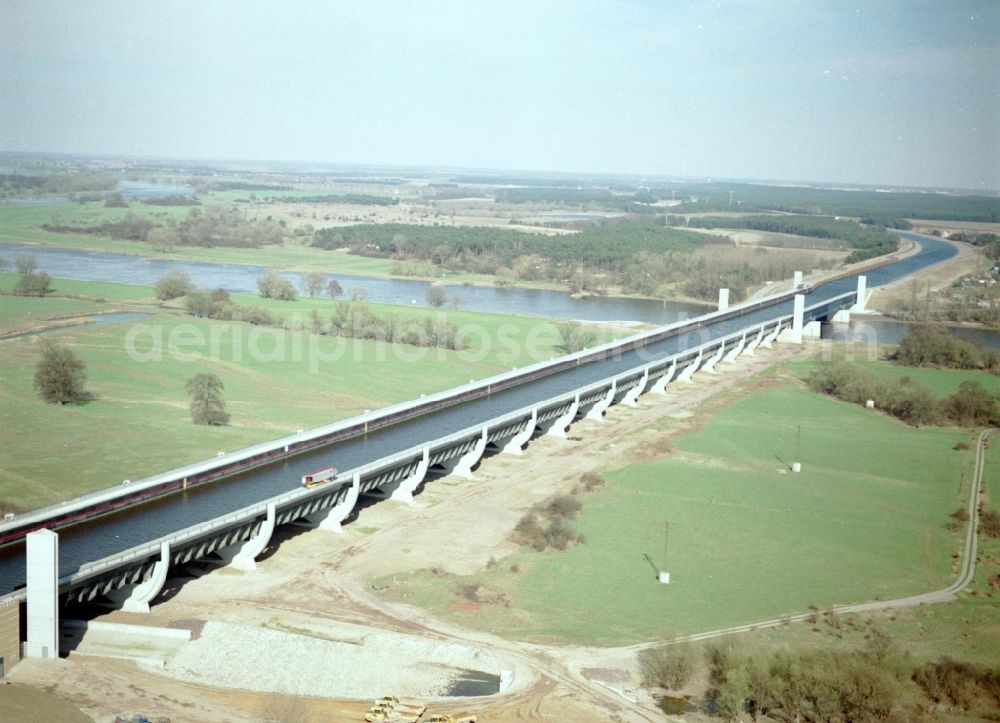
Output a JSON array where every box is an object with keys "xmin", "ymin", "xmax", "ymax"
[
  {"xmin": 117, "ymin": 542, "xmax": 171, "ymax": 613},
  {"xmin": 622, "ymin": 368, "xmax": 649, "ymax": 407},
  {"xmin": 650, "ymin": 359, "xmax": 676, "ymax": 394},
  {"xmin": 224, "ymin": 503, "xmax": 276, "ymax": 572},
  {"xmin": 761, "ymin": 321, "xmax": 782, "ymax": 349},
  {"xmin": 586, "ymin": 380, "xmax": 617, "ymax": 421},
  {"xmin": 723, "ymin": 333, "xmax": 746, "ymax": 363},
  {"xmin": 453, "ymin": 427, "xmax": 488, "ymax": 479},
  {"xmin": 743, "ymin": 325, "xmax": 765, "ymax": 356},
  {"xmin": 701, "ymin": 343, "xmax": 724, "ymax": 375},
  {"xmin": 503, "ymin": 409, "xmax": 537, "ymax": 456},
  {"xmin": 546, "ymin": 395, "xmax": 579, "ymax": 438},
  {"xmin": 306, "ymin": 474, "xmax": 361, "ymax": 533},
  {"xmin": 392, "ymin": 448, "xmax": 430, "ymax": 505},
  {"xmin": 677, "ymin": 352, "xmax": 702, "ymax": 383}
]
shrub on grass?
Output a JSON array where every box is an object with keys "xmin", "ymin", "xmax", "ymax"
[
  {"xmin": 980, "ymin": 508, "xmax": 1000, "ymax": 538},
  {"xmin": 578, "ymin": 471, "xmax": 606, "ymax": 492},
  {"xmin": 912, "ymin": 657, "xmax": 1000, "ymax": 710},
  {"xmin": 545, "ymin": 495, "xmax": 582, "ymax": 520},
  {"xmin": 155, "ymin": 269, "xmax": 193, "ymax": 300},
  {"xmin": 512, "ymin": 494, "xmax": 586, "ymax": 552},
  {"xmin": 943, "ymin": 381, "xmax": 1000, "ymax": 427},
  {"xmin": 893, "ymin": 325, "xmax": 983, "ymax": 369}
]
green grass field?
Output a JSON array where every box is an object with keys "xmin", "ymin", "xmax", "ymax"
[
  {"xmin": 745, "ymin": 435, "xmax": 1000, "ymax": 669},
  {"xmin": 0, "ymin": 281, "xmax": 623, "ymax": 511},
  {"xmin": 375, "ymin": 364, "xmax": 980, "ymax": 646}
]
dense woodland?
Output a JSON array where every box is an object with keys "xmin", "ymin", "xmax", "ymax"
[
  {"xmin": 667, "ymin": 182, "xmax": 1000, "ymax": 223},
  {"xmin": 0, "ymin": 172, "xmax": 117, "ymax": 196},
  {"xmin": 313, "ymin": 222, "xmax": 831, "ymax": 300}
]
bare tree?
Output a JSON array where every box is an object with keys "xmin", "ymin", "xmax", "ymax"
[
  {"xmin": 350, "ymin": 285, "xmax": 368, "ymax": 302},
  {"xmin": 301, "ymin": 270, "xmax": 326, "ymax": 297},
  {"xmin": 556, "ymin": 321, "xmax": 596, "ymax": 353},
  {"xmin": 185, "ymin": 373, "xmax": 230, "ymax": 425},
  {"xmin": 326, "ymin": 278, "xmax": 343, "ymax": 298},
  {"xmin": 426, "ymin": 284, "xmax": 447, "ymax": 308},
  {"xmin": 15, "ymin": 253, "xmax": 37, "ymax": 276}
]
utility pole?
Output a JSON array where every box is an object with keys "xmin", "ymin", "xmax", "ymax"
[
  {"xmin": 792, "ymin": 425, "xmax": 802, "ymax": 473},
  {"xmin": 658, "ymin": 520, "xmax": 671, "ymax": 584}
]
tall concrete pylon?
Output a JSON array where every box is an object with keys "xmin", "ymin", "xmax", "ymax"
[
  {"xmin": 790, "ymin": 294, "xmax": 805, "ymax": 344},
  {"xmin": 718, "ymin": 288, "xmax": 730, "ymax": 312},
  {"xmin": 25, "ymin": 529, "xmax": 59, "ymax": 658},
  {"xmin": 851, "ymin": 274, "xmax": 868, "ymax": 312}
]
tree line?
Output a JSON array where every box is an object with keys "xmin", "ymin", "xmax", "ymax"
[
  {"xmin": 687, "ymin": 214, "xmax": 900, "ymax": 263},
  {"xmin": 43, "ymin": 205, "xmax": 285, "ymax": 249},
  {"xmin": 807, "ymin": 327, "xmax": 1000, "ymax": 427},
  {"xmin": 666, "ymin": 181, "xmax": 1000, "ymax": 223},
  {"xmin": 639, "ymin": 625, "xmax": 1000, "ymax": 720}
]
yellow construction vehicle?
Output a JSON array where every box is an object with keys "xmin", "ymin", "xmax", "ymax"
[
  {"xmin": 427, "ymin": 714, "xmax": 478, "ymax": 723},
  {"xmin": 363, "ymin": 696, "xmax": 426, "ymax": 723}
]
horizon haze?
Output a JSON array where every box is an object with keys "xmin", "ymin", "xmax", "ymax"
[{"xmin": 1, "ymin": 1, "xmax": 998, "ymax": 191}]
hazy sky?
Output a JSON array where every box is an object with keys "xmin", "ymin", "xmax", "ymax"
[{"xmin": 2, "ymin": 1, "xmax": 997, "ymax": 189}]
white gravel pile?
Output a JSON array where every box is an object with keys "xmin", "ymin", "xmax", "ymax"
[{"xmin": 151, "ymin": 621, "xmax": 505, "ymax": 699}]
